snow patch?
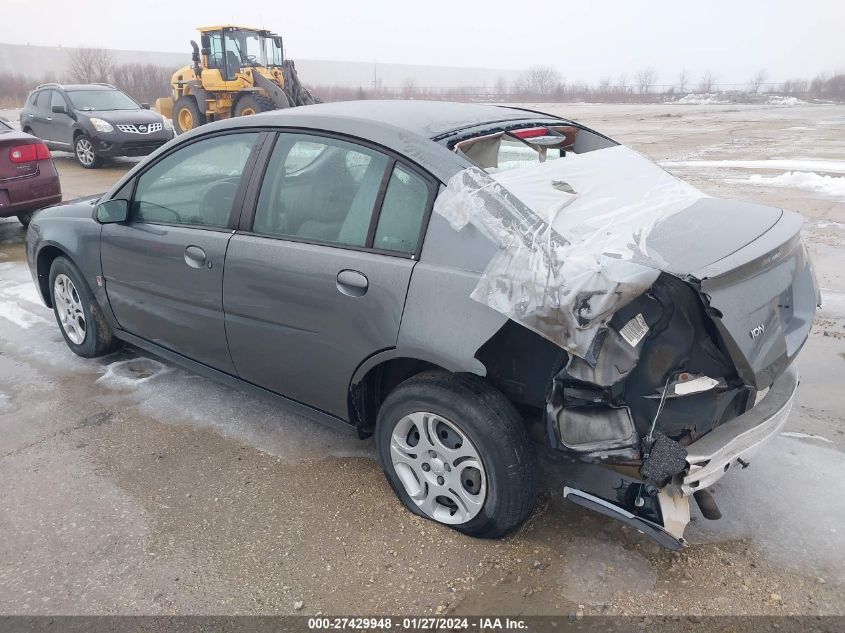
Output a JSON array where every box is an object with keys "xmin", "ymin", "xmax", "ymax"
[
  {"xmin": 766, "ymin": 96, "xmax": 805, "ymax": 106},
  {"xmin": 672, "ymin": 93, "xmax": 731, "ymax": 105},
  {"xmin": 735, "ymin": 171, "xmax": 845, "ymax": 198},
  {"xmin": 0, "ymin": 300, "xmax": 49, "ymax": 329},
  {"xmin": 0, "ymin": 392, "xmax": 10, "ymax": 412},
  {"xmin": 661, "ymin": 158, "xmax": 845, "ymax": 174},
  {"xmin": 97, "ymin": 358, "xmax": 172, "ymax": 389},
  {"xmin": 780, "ymin": 431, "xmax": 833, "ymax": 444}
]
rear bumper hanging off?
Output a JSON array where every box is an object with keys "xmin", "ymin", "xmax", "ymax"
[{"xmin": 681, "ymin": 363, "xmax": 798, "ymax": 495}]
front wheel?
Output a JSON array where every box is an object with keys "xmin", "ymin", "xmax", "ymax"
[
  {"xmin": 49, "ymin": 256, "xmax": 121, "ymax": 357},
  {"xmin": 376, "ymin": 372, "xmax": 536, "ymax": 538},
  {"xmin": 74, "ymin": 135, "xmax": 101, "ymax": 169},
  {"xmin": 233, "ymin": 94, "xmax": 276, "ymax": 117},
  {"xmin": 173, "ymin": 96, "xmax": 206, "ymax": 134}
]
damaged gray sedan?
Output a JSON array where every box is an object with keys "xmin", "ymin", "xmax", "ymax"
[{"xmin": 26, "ymin": 101, "xmax": 819, "ymax": 548}]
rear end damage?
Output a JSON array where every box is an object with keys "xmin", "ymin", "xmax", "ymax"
[
  {"xmin": 549, "ymin": 219, "xmax": 815, "ymax": 547},
  {"xmin": 436, "ymin": 134, "xmax": 818, "ymax": 548}
]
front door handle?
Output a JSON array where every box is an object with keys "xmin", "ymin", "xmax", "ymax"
[
  {"xmin": 184, "ymin": 245, "xmax": 207, "ymax": 268},
  {"xmin": 336, "ymin": 269, "xmax": 368, "ymax": 297}
]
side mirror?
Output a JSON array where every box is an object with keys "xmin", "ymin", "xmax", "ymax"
[
  {"xmin": 51, "ymin": 105, "xmax": 66, "ymax": 114},
  {"xmin": 200, "ymin": 33, "xmax": 211, "ymax": 49},
  {"xmin": 96, "ymin": 199, "xmax": 129, "ymax": 224},
  {"xmin": 141, "ymin": 102, "xmax": 150, "ymax": 109}
]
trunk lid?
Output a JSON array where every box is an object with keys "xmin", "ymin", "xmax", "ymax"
[{"xmin": 685, "ymin": 210, "xmax": 818, "ymax": 389}]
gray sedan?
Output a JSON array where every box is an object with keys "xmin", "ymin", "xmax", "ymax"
[{"xmin": 25, "ymin": 101, "xmax": 819, "ymax": 547}]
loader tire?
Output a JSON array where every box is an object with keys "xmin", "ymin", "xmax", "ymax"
[
  {"xmin": 173, "ymin": 96, "xmax": 206, "ymax": 134},
  {"xmin": 234, "ymin": 95, "xmax": 276, "ymax": 117}
]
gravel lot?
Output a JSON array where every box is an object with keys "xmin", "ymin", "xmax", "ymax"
[{"xmin": 1, "ymin": 102, "xmax": 843, "ymax": 616}]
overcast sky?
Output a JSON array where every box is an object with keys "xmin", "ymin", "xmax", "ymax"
[{"xmin": 2, "ymin": 0, "xmax": 842, "ymax": 84}]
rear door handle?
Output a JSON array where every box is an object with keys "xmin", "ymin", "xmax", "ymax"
[
  {"xmin": 336, "ymin": 269, "xmax": 368, "ymax": 297},
  {"xmin": 184, "ymin": 245, "xmax": 208, "ymax": 268}
]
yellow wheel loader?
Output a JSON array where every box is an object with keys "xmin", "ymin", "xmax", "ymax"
[{"xmin": 156, "ymin": 25, "xmax": 320, "ymax": 134}]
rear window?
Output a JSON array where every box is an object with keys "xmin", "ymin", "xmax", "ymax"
[
  {"xmin": 454, "ymin": 124, "xmax": 616, "ymax": 173},
  {"xmin": 0, "ymin": 119, "xmax": 11, "ymax": 131}
]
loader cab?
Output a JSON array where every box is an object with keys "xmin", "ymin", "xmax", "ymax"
[{"xmin": 199, "ymin": 26, "xmax": 281, "ymax": 82}]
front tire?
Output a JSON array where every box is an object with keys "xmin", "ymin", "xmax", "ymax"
[
  {"xmin": 233, "ymin": 94, "xmax": 276, "ymax": 117},
  {"xmin": 49, "ymin": 256, "xmax": 121, "ymax": 358},
  {"xmin": 173, "ymin": 96, "xmax": 206, "ymax": 134},
  {"xmin": 376, "ymin": 372, "xmax": 536, "ymax": 538},
  {"xmin": 74, "ymin": 135, "xmax": 101, "ymax": 169}
]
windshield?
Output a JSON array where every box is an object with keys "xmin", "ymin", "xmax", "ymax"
[
  {"xmin": 67, "ymin": 90, "xmax": 139, "ymax": 111},
  {"xmin": 225, "ymin": 30, "xmax": 267, "ymax": 66}
]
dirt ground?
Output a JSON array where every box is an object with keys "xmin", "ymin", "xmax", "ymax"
[{"xmin": 0, "ymin": 102, "xmax": 843, "ymax": 617}]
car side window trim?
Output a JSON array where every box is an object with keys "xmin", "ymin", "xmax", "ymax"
[
  {"xmin": 113, "ymin": 129, "xmax": 270, "ymax": 233},
  {"xmin": 238, "ymin": 128, "xmax": 440, "ymax": 260}
]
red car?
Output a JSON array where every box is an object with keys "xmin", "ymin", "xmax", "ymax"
[{"xmin": 0, "ymin": 117, "xmax": 62, "ymax": 227}]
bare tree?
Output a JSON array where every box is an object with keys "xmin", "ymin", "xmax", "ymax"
[
  {"xmin": 635, "ymin": 68, "xmax": 657, "ymax": 94},
  {"xmin": 67, "ymin": 48, "xmax": 116, "ymax": 84},
  {"xmin": 698, "ymin": 71, "xmax": 717, "ymax": 93},
  {"xmin": 748, "ymin": 69, "xmax": 768, "ymax": 94},
  {"xmin": 523, "ymin": 65, "xmax": 561, "ymax": 97},
  {"xmin": 401, "ymin": 77, "xmax": 417, "ymax": 98},
  {"xmin": 111, "ymin": 63, "xmax": 172, "ymax": 104},
  {"xmin": 494, "ymin": 76, "xmax": 508, "ymax": 98},
  {"xmin": 677, "ymin": 69, "xmax": 689, "ymax": 94}
]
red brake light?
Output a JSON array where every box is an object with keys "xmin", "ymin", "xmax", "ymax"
[
  {"xmin": 511, "ymin": 127, "xmax": 550, "ymax": 139},
  {"xmin": 9, "ymin": 143, "xmax": 50, "ymax": 163}
]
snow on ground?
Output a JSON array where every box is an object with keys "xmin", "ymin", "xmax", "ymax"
[
  {"xmin": 732, "ymin": 171, "xmax": 845, "ymax": 198},
  {"xmin": 766, "ymin": 95, "xmax": 806, "ymax": 106},
  {"xmin": 672, "ymin": 93, "xmax": 732, "ymax": 105},
  {"xmin": 660, "ymin": 158, "xmax": 845, "ymax": 173}
]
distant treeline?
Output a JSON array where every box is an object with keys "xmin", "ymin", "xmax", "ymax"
[{"xmin": 2, "ymin": 50, "xmax": 844, "ymax": 108}]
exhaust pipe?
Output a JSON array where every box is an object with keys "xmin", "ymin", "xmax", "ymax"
[{"xmin": 693, "ymin": 489, "xmax": 722, "ymax": 520}]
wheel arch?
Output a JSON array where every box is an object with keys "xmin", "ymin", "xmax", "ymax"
[
  {"xmin": 348, "ymin": 350, "xmax": 478, "ymax": 435},
  {"xmin": 35, "ymin": 243, "xmax": 70, "ymax": 307}
]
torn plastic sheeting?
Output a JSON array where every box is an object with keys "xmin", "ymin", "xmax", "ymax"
[{"xmin": 433, "ymin": 145, "xmax": 707, "ymax": 359}]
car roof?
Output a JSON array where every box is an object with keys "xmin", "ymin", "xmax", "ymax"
[{"xmin": 245, "ymin": 100, "xmax": 562, "ymax": 140}]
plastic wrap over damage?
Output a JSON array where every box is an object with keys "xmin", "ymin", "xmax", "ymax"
[{"xmin": 433, "ymin": 145, "xmax": 707, "ymax": 360}]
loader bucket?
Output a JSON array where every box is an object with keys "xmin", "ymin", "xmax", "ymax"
[{"xmin": 155, "ymin": 97, "xmax": 174, "ymax": 120}]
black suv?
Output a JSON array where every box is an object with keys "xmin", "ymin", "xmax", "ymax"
[{"xmin": 20, "ymin": 84, "xmax": 174, "ymax": 169}]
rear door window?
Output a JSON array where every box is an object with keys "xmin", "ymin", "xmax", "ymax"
[
  {"xmin": 252, "ymin": 133, "xmax": 389, "ymax": 247},
  {"xmin": 34, "ymin": 90, "xmax": 51, "ymax": 110},
  {"xmin": 373, "ymin": 165, "xmax": 430, "ymax": 253},
  {"xmin": 132, "ymin": 132, "xmax": 259, "ymax": 228}
]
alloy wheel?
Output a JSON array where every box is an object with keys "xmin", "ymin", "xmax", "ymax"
[
  {"xmin": 75, "ymin": 137, "xmax": 95, "ymax": 166},
  {"xmin": 389, "ymin": 411, "xmax": 487, "ymax": 524},
  {"xmin": 53, "ymin": 274, "xmax": 86, "ymax": 345}
]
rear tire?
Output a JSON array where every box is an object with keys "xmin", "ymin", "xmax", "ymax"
[
  {"xmin": 74, "ymin": 134, "xmax": 101, "ymax": 169},
  {"xmin": 173, "ymin": 96, "xmax": 206, "ymax": 134},
  {"xmin": 376, "ymin": 371, "xmax": 536, "ymax": 538},
  {"xmin": 233, "ymin": 94, "xmax": 276, "ymax": 117},
  {"xmin": 49, "ymin": 256, "xmax": 121, "ymax": 358},
  {"xmin": 17, "ymin": 212, "xmax": 34, "ymax": 228}
]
